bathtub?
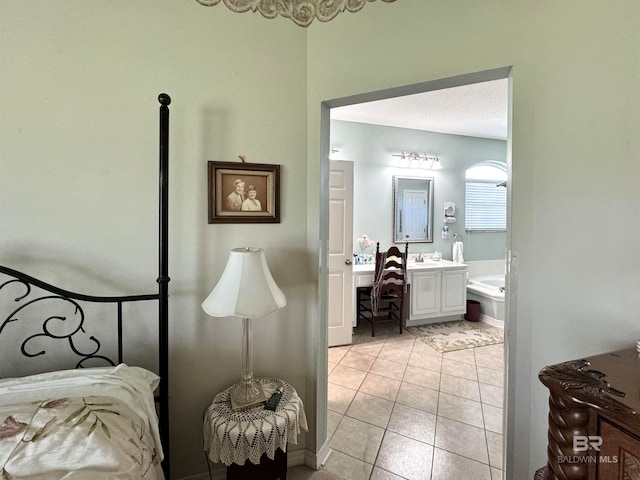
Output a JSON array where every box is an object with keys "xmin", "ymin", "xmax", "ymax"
[{"xmin": 466, "ymin": 275, "xmax": 505, "ymax": 328}]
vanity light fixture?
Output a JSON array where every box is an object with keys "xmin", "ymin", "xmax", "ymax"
[{"xmin": 392, "ymin": 152, "xmax": 443, "ymax": 170}]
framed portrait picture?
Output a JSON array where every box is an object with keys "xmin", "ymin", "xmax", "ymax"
[{"xmin": 208, "ymin": 161, "xmax": 281, "ymax": 223}]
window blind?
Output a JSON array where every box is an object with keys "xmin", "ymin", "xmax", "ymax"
[{"xmin": 465, "ymin": 181, "xmax": 507, "ymax": 231}]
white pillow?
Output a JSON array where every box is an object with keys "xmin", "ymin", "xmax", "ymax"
[
  {"xmin": 0, "ymin": 364, "xmax": 163, "ymax": 458},
  {"xmin": 0, "ymin": 364, "xmax": 159, "ymax": 391}
]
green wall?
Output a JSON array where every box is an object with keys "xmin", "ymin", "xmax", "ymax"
[
  {"xmin": 307, "ymin": 2, "xmax": 640, "ymax": 478},
  {"xmin": 3, "ymin": 1, "xmax": 640, "ymax": 479},
  {"xmin": 0, "ymin": 2, "xmax": 308, "ymax": 478}
]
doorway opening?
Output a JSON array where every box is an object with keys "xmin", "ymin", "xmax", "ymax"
[{"xmin": 319, "ymin": 66, "xmax": 514, "ymax": 479}]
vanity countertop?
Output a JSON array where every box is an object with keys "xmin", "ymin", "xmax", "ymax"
[{"xmin": 352, "ymin": 259, "xmax": 467, "ymax": 274}]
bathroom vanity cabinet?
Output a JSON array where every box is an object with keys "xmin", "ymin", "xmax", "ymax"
[
  {"xmin": 535, "ymin": 348, "xmax": 640, "ymax": 480},
  {"xmin": 353, "ymin": 260, "xmax": 468, "ymax": 326},
  {"xmin": 410, "ymin": 268, "xmax": 468, "ymax": 321}
]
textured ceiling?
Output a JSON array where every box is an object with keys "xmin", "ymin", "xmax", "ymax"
[{"xmin": 331, "ymin": 78, "xmax": 508, "ymax": 141}]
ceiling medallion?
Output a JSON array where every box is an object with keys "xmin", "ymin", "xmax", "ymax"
[{"xmin": 194, "ymin": 0, "xmax": 396, "ymax": 27}]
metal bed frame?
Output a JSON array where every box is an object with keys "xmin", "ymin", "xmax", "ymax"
[{"xmin": 0, "ymin": 93, "xmax": 172, "ymax": 478}]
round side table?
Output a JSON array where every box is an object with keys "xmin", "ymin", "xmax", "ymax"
[{"xmin": 203, "ymin": 377, "xmax": 307, "ymax": 480}]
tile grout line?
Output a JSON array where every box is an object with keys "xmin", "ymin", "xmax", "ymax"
[
  {"xmin": 430, "ymin": 340, "xmax": 444, "ymax": 480},
  {"xmin": 329, "ymin": 326, "xmax": 503, "ymax": 479}
]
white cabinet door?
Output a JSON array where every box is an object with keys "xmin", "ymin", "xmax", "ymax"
[
  {"xmin": 410, "ymin": 270, "xmax": 440, "ymax": 319},
  {"xmin": 441, "ymin": 269, "xmax": 467, "ymax": 313}
]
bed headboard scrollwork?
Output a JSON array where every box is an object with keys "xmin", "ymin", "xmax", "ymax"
[{"xmin": 0, "ymin": 265, "xmax": 159, "ymax": 369}]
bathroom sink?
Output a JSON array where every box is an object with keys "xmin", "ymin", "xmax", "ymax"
[{"xmin": 408, "ymin": 260, "xmax": 442, "ymax": 268}]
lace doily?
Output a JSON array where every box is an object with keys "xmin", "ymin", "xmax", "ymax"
[{"xmin": 203, "ymin": 377, "xmax": 308, "ymax": 466}]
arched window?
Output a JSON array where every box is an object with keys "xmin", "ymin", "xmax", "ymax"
[{"xmin": 465, "ymin": 161, "xmax": 507, "ymax": 231}]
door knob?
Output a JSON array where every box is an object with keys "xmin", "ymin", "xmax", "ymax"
[{"xmin": 345, "ymin": 259, "xmax": 353, "ymax": 265}]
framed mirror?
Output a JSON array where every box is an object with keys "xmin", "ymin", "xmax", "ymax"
[{"xmin": 393, "ymin": 175, "xmax": 434, "ymax": 243}]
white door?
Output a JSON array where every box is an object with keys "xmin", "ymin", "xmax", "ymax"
[
  {"xmin": 328, "ymin": 160, "xmax": 354, "ymax": 347},
  {"xmin": 403, "ymin": 190, "xmax": 428, "ymax": 241}
]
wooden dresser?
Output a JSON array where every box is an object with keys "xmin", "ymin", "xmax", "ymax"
[{"xmin": 535, "ymin": 348, "xmax": 640, "ymax": 480}]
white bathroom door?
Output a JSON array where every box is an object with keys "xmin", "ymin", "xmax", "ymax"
[
  {"xmin": 328, "ymin": 160, "xmax": 354, "ymax": 347},
  {"xmin": 403, "ymin": 190, "xmax": 428, "ymax": 241}
]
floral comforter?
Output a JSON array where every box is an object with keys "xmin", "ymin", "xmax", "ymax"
[{"xmin": 0, "ymin": 395, "xmax": 164, "ymax": 480}]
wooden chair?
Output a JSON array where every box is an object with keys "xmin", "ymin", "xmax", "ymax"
[{"xmin": 356, "ymin": 242, "xmax": 408, "ymax": 337}]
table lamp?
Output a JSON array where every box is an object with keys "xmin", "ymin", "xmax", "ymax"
[{"xmin": 201, "ymin": 247, "xmax": 286, "ymax": 410}]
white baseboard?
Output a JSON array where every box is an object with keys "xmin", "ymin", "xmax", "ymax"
[
  {"xmin": 480, "ymin": 314, "xmax": 504, "ymax": 329},
  {"xmin": 304, "ymin": 439, "xmax": 332, "ymax": 469},
  {"xmin": 289, "ymin": 447, "xmax": 307, "ymax": 467}
]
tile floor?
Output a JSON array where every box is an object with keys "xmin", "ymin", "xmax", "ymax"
[{"xmin": 323, "ymin": 322, "xmax": 505, "ymax": 480}]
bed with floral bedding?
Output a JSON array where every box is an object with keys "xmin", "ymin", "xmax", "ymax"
[
  {"xmin": 0, "ymin": 365, "xmax": 164, "ymax": 479},
  {"xmin": 0, "ymin": 93, "xmax": 172, "ymax": 479}
]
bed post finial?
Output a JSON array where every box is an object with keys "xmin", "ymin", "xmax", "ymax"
[{"xmin": 158, "ymin": 93, "xmax": 171, "ymax": 106}]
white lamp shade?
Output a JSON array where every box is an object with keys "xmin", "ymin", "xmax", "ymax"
[{"xmin": 201, "ymin": 247, "xmax": 286, "ymax": 318}]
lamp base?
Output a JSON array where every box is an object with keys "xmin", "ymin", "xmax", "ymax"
[{"xmin": 230, "ymin": 380, "xmax": 267, "ymax": 411}]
